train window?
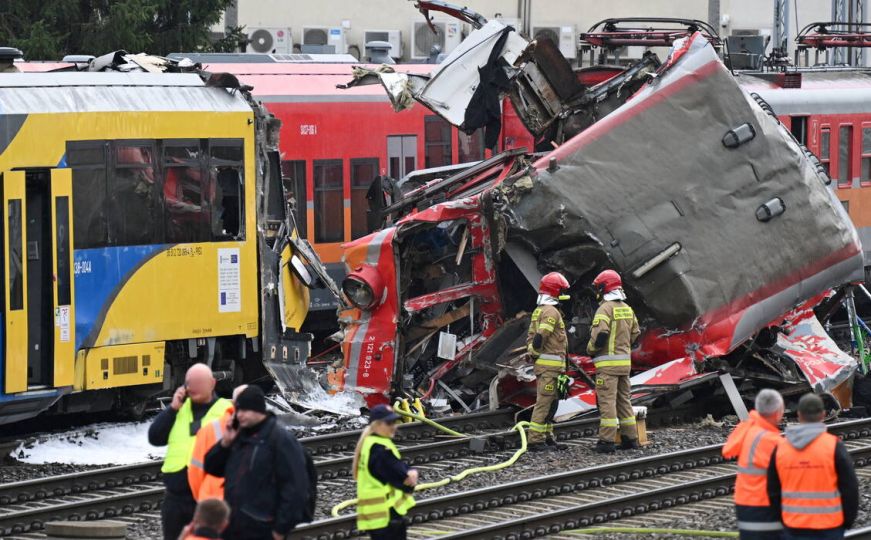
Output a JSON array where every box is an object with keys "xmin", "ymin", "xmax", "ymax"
[
  {"xmin": 281, "ymin": 160, "xmax": 307, "ymax": 239},
  {"xmin": 425, "ymin": 116, "xmax": 452, "ymax": 168},
  {"xmin": 7, "ymin": 199, "xmax": 23, "ymax": 311},
  {"xmin": 820, "ymin": 128, "xmax": 831, "ymax": 176},
  {"xmin": 55, "ymin": 197, "xmax": 71, "ymax": 306},
  {"xmin": 351, "ymin": 158, "xmax": 379, "ymax": 239},
  {"xmin": 209, "ymin": 140, "xmax": 244, "ymax": 241},
  {"xmin": 313, "ymin": 159, "xmax": 344, "ymax": 243},
  {"xmin": 839, "ymin": 125, "xmax": 853, "ymax": 188},
  {"xmin": 862, "ymin": 127, "xmax": 871, "ymax": 186},
  {"xmin": 67, "ymin": 141, "xmax": 109, "ymax": 249},
  {"xmin": 165, "ymin": 141, "xmax": 209, "ymax": 243},
  {"xmin": 110, "ymin": 142, "xmax": 162, "ymax": 246},
  {"xmin": 459, "ymin": 130, "xmax": 485, "ymax": 163},
  {"xmin": 790, "ymin": 116, "xmax": 808, "ymax": 145}
]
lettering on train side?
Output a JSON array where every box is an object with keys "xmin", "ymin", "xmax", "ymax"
[
  {"xmin": 74, "ymin": 260, "xmax": 92, "ymax": 275},
  {"xmin": 300, "ymin": 124, "xmax": 317, "ymax": 136},
  {"xmin": 167, "ymin": 247, "xmax": 204, "ymax": 257}
]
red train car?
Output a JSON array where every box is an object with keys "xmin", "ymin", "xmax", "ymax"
[{"xmin": 202, "ymin": 62, "xmax": 534, "ymax": 327}]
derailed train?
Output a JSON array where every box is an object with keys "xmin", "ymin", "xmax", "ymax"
[
  {"xmin": 0, "ymin": 52, "xmax": 335, "ymax": 425},
  {"xmin": 324, "ymin": 6, "xmax": 865, "ymax": 417}
]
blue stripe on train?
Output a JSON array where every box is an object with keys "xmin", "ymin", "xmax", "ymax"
[{"xmin": 73, "ymin": 245, "xmax": 168, "ymax": 350}]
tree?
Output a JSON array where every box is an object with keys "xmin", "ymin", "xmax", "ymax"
[{"xmin": 0, "ymin": 0, "xmax": 237, "ymax": 60}]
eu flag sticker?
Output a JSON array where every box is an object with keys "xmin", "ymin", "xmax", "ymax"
[
  {"xmin": 220, "ymin": 292, "xmax": 226, "ymax": 305},
  {"xmin": 231, "ymin": 254, "xmax": 238, "ymax": 264}
]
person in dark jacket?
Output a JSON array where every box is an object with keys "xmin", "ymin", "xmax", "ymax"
[
  {"xmin": 149, "ymin": 364, "xmax": 230, "ymax": 540},
  {"xmin": 203, "ymin": 386, "xmax": 309, "ymax": 540},
  {"xmin": 767, "ymin": 393, "xmax": 859, "ymax": 539}
]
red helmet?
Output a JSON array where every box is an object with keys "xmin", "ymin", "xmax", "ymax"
[
  {"xmin": 593, "ymin": 269, "xmax": 622, "ymax": 295},
  {"xmin": 539, "ymin": 272, "xmax": 570, "ymax": 297}
]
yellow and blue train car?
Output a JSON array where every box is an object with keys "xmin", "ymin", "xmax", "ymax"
[{"xmin": 0, "ymin": 67, "xmax": 321, "ymax": 424}]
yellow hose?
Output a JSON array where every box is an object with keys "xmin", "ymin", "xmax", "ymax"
[{"xmin": 330, "ymin": 418, "xmax": 531, "ymax": 517}]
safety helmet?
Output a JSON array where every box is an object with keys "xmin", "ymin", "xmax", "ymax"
[
  {"xmin": 539, "ymin": 272, "xmax": 570, "ymax": 297},
  {"xmin": 592, "ymin": 269, "xmax": 622, "ymax": 295}
]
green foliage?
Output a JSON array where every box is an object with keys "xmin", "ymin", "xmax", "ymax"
[{"xmin": 0, "ymin": 0, "xmax": 238, "ymax": 60}]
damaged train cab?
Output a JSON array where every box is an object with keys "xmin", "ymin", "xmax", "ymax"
[{"xmin": 333, "ymin": 10, "xmax": 864, "ymax": 417}]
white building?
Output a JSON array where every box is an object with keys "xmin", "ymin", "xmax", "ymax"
[{"xmin": 214, "ymin": 0, "xmax": 833, "ymax": 62}]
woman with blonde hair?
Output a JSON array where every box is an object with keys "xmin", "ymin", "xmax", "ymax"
[{"xmin": 352, "ymin": 404, "xmax": 419, "ymax": 539}]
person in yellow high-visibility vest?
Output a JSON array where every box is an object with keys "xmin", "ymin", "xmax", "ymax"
[
  {"xmin": 148, "ymin": 364, "xmax": 230, "ymax": 540},
  {"xmin": 352, "ymin": 405, "xmax": 418, "ymax": 539},
  {"xmin": 587, "ymin": 270, "xmax": 640, "ymax": 454}
]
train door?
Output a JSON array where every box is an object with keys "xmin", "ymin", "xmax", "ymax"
[
  {"xmin": 2, "ymin": 168, "xmax": 74, "ymax": 393},
  {"xmin": 387, "ymin": 135, "xmax": 417, "ymax": 179}
]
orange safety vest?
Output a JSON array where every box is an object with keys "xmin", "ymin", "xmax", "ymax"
[
  {"xmin": 723, "ymin": 411, "xmax": 780, "ymax": 507},
  {"xmin": 775, "ymin": 431, "xmax": 844, "ymax": 530},
  {"xmin": 188, "ymin": 405, "xmax": 234, "ymax": 501}
]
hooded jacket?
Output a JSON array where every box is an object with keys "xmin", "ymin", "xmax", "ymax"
[{"xmin": 767, "ymin": 423, "xmax": 859, "ymax": 534}]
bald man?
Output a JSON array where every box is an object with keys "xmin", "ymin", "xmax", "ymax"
[{"xmin": 149, "ymin": 364, "xmax": 231, "ymax": 540}]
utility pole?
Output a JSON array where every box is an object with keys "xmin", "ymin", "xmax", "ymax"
[
  {"xmin": 831, "ymin": 0, "xmax": 867, "ymax": 66},
  {"xmin": 772, "ymin": 0, "xmax": 790, "ymax": 56},
  {"xmin": 708, "ymin": 0, "xmax": 721, "ymax": 35}
]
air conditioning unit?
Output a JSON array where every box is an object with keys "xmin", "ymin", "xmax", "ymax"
[
  {"xmin": 364, "ymin": 29, "xmax": 403, "ymax": 59},
  {"xmin": 302, "ymin": 26, "xmax": 347, "ymax": 54},
  {"xmin": 248, "ymin": 27, "xmax": 292, "ymax": 54},
  {"xmin": 410, "ymin": 20, "xmax": 462, "ymax": 60},
  {"xmin": 532, "ymin": 25, "xmax": 577, "ymax": 59}
]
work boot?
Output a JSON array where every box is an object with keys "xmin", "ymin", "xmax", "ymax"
[
  {"xmin": 546, "ymin": 437, "xmax": 567, "ymax": 450},
  {"xmin": 619, "ymin": 437, "xmax": 640, "ymax": 450},
  {"xmin": 594, "ymin": 440, "xmax": 616, "ymax": 454},
  {"xmin": 528, "ymin": 441, "xmax": 552, "ymax": 452}
]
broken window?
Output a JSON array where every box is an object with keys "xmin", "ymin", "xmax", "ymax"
[
  {"xmin": 459, "ymin": 129, "xmax": 485, "ymax": 163},
  {"xmin": 820, "ymin": 127, "xmax": 831, "ymax": 177},
  {"xmin": 862, "ymin": 127, "xmax": 871, "ymax": 187},
  {"xmin": 209, "ymin": 140, "xmax": 244, "ymax": 240},
  {"xmin": 839, "ymin": 125, "xmax": 853, "ymax": 188},
  {"xmin": 68, "ymin": 141, "xmax": 109, "ymax": 249},
  {"xmin": 351, "ymin": 158, "xmax": 379, "ymax": 239},
  {"xmin": 7, "ymin": 199, "xmax": 22, "ymax": 310},
  {"xmin": 110, "ymin": 142, "xmax": 161, "ymax": 246},
  {"xmin": 164, "ymin": 140, "xmax": 208, "ymax": 243},
  {"xmin": 281, "ymin": 160, "xmax": 308, "ymax": 239},
  {"xmin": 425, "ymin": 116, "xmax": 453, "ymax": 168},
  {"xmin": 313, "ymin": 159, "xmax": 344, "ymax": 243}
]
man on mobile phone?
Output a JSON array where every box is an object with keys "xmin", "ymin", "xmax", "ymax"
[
  {"xmin": 204, "ymin": 386, "xmax": 310, "ymax": 540},
  {"xmin": 149, "ymin": 364, "xmax": 230, "ymax": 540}
]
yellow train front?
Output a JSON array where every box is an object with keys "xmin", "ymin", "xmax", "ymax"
[{"xmin": 0, "ymin": 61, "xmax": 318, "ymax": 424}]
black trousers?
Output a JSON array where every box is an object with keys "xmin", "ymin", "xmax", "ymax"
[
  {"xmin": 162, "ymin": 490, "xmax": 197, "ymax": 540},
  {"xmin": 369, "ymin": 511, "xmax": 407, "ymax": 540}
]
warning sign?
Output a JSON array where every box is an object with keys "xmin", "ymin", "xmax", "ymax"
[{"xmin": 218, "ymin": 248, "xmax": 241, "ymax": 313}]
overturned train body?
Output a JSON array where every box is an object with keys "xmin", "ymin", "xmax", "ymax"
[{"xmin": 333, "ymin": 20, "xmax": 863, "ymax": 418}]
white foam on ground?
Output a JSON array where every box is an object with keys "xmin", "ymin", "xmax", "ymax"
[
  {"xmin": 13, "ymin": 421, "xmax": 163, "ymax": 465},
  {"xmin": 290, "ymin": 386, "xmax": 365, "ymax": 417}
]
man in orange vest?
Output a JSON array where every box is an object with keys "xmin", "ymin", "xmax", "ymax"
[
  {"xmin": 188, "ymin": 385, "xmax": 247, "ymax": 501},
  {"xmin": 767, "ymin": 393, "xmax": 858, "ymax": 540},
  {"xmin": 722, "ymin": 389, "xmax": 784, "ymax": 539}
]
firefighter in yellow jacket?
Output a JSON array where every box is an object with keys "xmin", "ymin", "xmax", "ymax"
[
  {"xmin": 526, "ymin": 272, "xmax": 570, "ymax": 452},
  {"xmin": 588, "ymin": 269, "xmax": 640, "ymax": 453}
]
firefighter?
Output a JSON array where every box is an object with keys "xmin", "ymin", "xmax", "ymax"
[
  {"xmin": 587, "ymin": 269, "xmax": 640, "ymax": 453},
  {"xmin": 722, "ymin": 389, "xmax": 784, "ymax": 539},
  {"xmin": 526, "ymin": 271, "xmax": 570, "ymax": 452}
]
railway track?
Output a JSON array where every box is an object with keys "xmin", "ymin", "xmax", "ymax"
[
  {"xmin": 293, "ymin": 417, "xmax": 871, "ymax": 540},
  {"xmin": 0, "ymin": 406, "xmax": 700, "ymax": 536}
]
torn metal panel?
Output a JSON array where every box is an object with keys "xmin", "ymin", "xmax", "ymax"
[{"xmin": 776, "ymin": 311, "xmax": 857, "ymax": 396}]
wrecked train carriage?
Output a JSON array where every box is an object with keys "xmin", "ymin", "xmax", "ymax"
[{"xmin": 338, "ymin": 27, "xmax": 862, "ymax": 411}]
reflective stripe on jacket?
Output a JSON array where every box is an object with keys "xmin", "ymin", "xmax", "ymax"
[
  {"xmin": 587, "ymin": 301, "xmax": 639, "ymax": 371},
  {"xmin": 775, "ymin": 432, "xmax": 844, "ymax": 530},
  {"xmin": 526, "ymin": 304, "xmax": 567, "ymax": 370},
  {"xmin": 162, "ymin": 398, "xmax": 232, "ymax": 474},
  {"xmin": 189, "ymin": 406, "xmax": 235, "ymax": 500},
  {"xmin": 356, "ymin": 435, "xmax": 416, "ymax": 531},
  {"xmin": 722, "ymin": 411, "xmax": 780, "ymax": 509}
]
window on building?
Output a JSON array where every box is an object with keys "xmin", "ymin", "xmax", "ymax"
[
  {"xmin": 110, "ymin": 142, "xmax": 161, "ymax": 246},
  {"xmin": 209, "ymin": 139, "xmax": 244, "ymax": 240},
  {"xmin": 164, "ymin": 140, "xmax": 208, "ymax": 243},
  {"xmin": 839, "ymin": 125, "xmax": 853, "ymax": 188},
  {"xmin": 68, "ymin": 141, "xmax": 109, "ymax": 249},
  {"xmin": 313, "ymin": 159, "xmax": 344, "ymax": 243},
  {"xmin": 351, "ymin": 158, "xmax": 379, "ymax": 239},
  {"xmin": 281, "ymin": 160, "xmax": 308, "ymax": 239},
  {"xmin": 862, "ymin": 127, "xmax": 871, "ymax": 187},
  {"xmin": 458, "ymin": 130, "xmax": 485, "ymax": 163},
  {"xmin": 425, "ymin": 116, "xmax": 452, "ymax": 168},
  {"xmin": 820, "ymin": 127, "xmax": 831, "ymax": 177}
]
